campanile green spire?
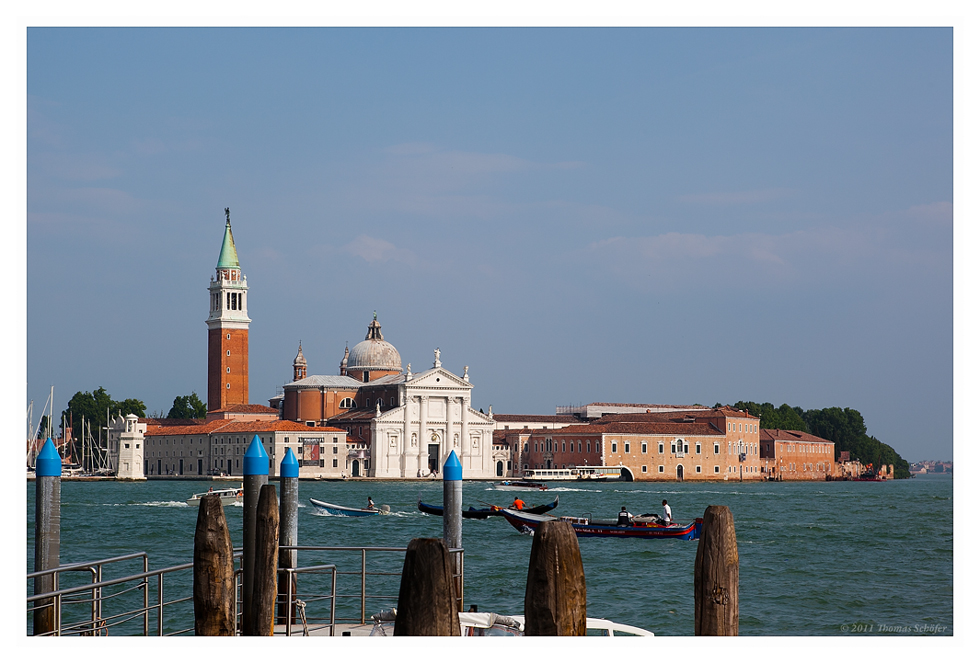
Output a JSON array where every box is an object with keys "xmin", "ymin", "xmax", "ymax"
[{"xmin": 216, "ymin": 207, "xmax": 240, "ymax": 269}]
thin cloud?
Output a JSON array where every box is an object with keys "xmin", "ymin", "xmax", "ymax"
[
  {"xmin": 676, "ymin": 188, "xmax": 797, "ymax": 205},
  {"xmin": 343, "ymin": 235, "xmax": 419, "ymax": 266}
]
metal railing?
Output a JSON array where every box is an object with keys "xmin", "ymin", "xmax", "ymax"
[
  {"xmin": 276, "ymin": 545, "xmax": 464, "ymax": 635},
  {"xmin": 28, "ymin": 545, "xmax": 463, "ymax": 636},
  {"xmin": 27, "ymin": 552, "xmax": 202, "ymax": 636}
]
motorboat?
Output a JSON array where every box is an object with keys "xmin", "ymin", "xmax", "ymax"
[
  {"xmin": 500, "ymin": 508, "xmax": 702, "ymax": 540},
  {"xmin": 309, "ymin": 497, "xmax": 390, "ymax": 516},
  {"xmin": 367, "ymin": 608, "xmax": 654, "ymax": 636},
  {"xmin": 187, "ymin": 485, "xmax": 243, "ymax": 507},
  {"xmin": 490, "ymin": 480, "xmax": 548, "ymax": 491}
]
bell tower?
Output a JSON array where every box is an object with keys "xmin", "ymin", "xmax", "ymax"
[{"xmin": 207, "ymin": 208, "xmax": 250, "ymax": 412}]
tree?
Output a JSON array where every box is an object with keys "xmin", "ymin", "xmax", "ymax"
[
  {"xmin": 726, "ymin": 400, "xmax": 911, "ymax": 479},
  {"xmin": 731, "ymin": 401, "xmax": 808, "ymax": 432},
  {"xmin": 60, "ymin": 387, "xmax": 146, "ymax": 446},
  {"xmin": 167, "ymin": 392, "xmax": 207, "ymax": 419}
]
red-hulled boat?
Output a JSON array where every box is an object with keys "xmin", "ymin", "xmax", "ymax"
[{"xmin": 500, "ymin": 508, "xmax": 702, "ymax": 540}]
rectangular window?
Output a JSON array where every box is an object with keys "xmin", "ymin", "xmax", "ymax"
[
  {"xmin": 696, "ymin": 443, "xmax": 701, "ymax": 454},
  {"xmin": 696, "ymin": 465, "xmax": 702, "ymax": 473},
  {"xmin": 684, "ymin": 443, "xmax": 689, "ymax": 454},
  {"xmin": 714, "ymin": 443, "xmax": 720, "ymax": 454},
  {"xmin": 671, "ymin": 442, "xmax": 676, "ymax": 454},
  {"xmin": 641, "ymin": 442, "xmax": 647, "ymax": 454},
  {"xmin": 611, "ymin": 442, "xmax": 617, "ymax": 453},
  {"xmin": 659, "ymin": 442, "xmax": 664, "ymax": 454},
  {"xmin": 641, "ymin": 465, "xmax": 647, "ymax": 473},
  {"xmin": 715, "ymin": 466, "xmax": 720, "ymax": 474},
  {"xmin": 658, "ymin": 465, "xmax": 664, "ymax": 473},
  {"xmin": 624, "ymin": 442, "xmax": 630, "ymax": 453}
]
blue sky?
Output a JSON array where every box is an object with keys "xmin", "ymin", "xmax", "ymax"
[{"xmin": 24, "ymin": 27, "xmax": 953, "ymax": 461}]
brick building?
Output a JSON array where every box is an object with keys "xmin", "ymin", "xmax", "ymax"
[
  {"xmin": 760, "ymin": 428, "xmax": 836, "ymax": 480},
  {"xmin": 506, "ymin": 406, "xmax": 763, "ymax": 481}
]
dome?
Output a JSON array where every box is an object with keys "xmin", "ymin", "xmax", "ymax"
[{"xmin": 347, "ymin": 315, "xmax": 401, "ymax": 373}]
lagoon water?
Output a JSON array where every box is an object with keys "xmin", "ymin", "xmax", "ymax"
[{"xmin": 26, "ymin": 474, "xmax": 952, "ymax": 636}]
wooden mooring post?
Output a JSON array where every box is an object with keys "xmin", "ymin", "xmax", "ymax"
[
  {"xmin": 524, "ymin": 520, "xmax": 587, "ymax": 636},
  {"xmin": 193, "ymin": 494, "xmax": 235, "ymax": 635},
  {"xmin": 694, "ymin": 505, "xmax": 739, "ymax": 635},
  {"xmin": 246, "ymin": 484, "xmax": 279, "ymax": 636},
  {"xmin": 393, "ymin": 538, "xmax": 460, "ymax": 635}
]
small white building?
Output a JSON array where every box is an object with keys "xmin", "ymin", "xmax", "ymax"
[{"xmin": 108, "ymin": 413, "xmax": 146, "ymax": 479}]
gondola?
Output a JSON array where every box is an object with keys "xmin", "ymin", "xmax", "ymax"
[{"xmin": 417, "ymin": 496, "xmax": 559, "ymax": 520}]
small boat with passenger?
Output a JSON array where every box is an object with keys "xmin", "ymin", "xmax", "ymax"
[
  {"xmin": 490, "ymin": 480, "xmax": 548, "ymax": 491},
  {"xmin": 417, "ymin": 496, "xmax": 560, "ymax": 519},
  {"xmin": 500, "ymin": 509, "xmax": 702, "ymax": 540},
  {"xmin": 309, "ymin": 497, "xmax": 390, "ymax": 516},
  {"xmin": 187, "ymin": 485, "xmax": 243, "ymax": 506}
]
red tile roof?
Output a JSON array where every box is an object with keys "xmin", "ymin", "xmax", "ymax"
[
  {"xmin": 760, "ymin": 429, "xmax": 834, "ymax": 445},
  {"xmin": 208, "ymin": 404, "xmax": 278, "ymax": 414},
  {"xmin": 492, "ymin": 414, "xmax": 581, "ymax": 423},
  {"xmin": 597, "ymin": 407, "xmax": 757, "ymax": 424},
  {"xmin": 145, "ymin": 420, "xmax": 345, "ymax": 437},
  {"xmin": 526, "ymin": 421, "xmax": 723, "ymax": 437}
]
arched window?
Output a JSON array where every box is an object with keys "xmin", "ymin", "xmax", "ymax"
[{"xmin": 339, "ymin": 398, "xmax": 355, "ymax": 409}]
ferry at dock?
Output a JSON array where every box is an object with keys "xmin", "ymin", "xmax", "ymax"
[{"xmin": 522, "ymin": 465, "xmax": 629, "ymax": 482}]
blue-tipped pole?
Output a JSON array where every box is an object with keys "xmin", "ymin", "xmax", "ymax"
[
  {"xmin": 277, "ymin": 448, "xmax": 299, "ymax": 628},
  {"xmin": 279, "ymin": 448, "xmax": 299, "ymax": 570},
  {"xmin": 242, "ymin": 434, "xmax": 269, "ymax": 632},
  {"xmin": 442, "ymin": 450, "xmax": 463, "ymax": 610},
  {"xmin": 33, "ymin": 438, "xmax": 62, "ymax": 634}
]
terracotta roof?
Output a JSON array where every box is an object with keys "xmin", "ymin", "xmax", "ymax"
[
  {"xmin": 492, "ymin": 414, "xmax": 581, "ymax": 423},
  {"xmin": 208, "ymin": 404, "xmax": 278, "ymax": 414},
  {"xmin": 327, "ymin": 409, "xmax": 381, "ymax": 423},
  {"xmin": 760, "ymin": 429, "xmax": 834, "ymax": 445},
  {"xmin": 145, "ymin": 420, "xmax": 345, "ymax": 437},
  {"xmin": 526, "ymin": 421, "xmax": 723, "ymax": 437},
  {"xmin": 140, "ymin": 417, "xmax": 204, "ymax": 427},
  {"xmin": 584, "ymin": 402, "xmax": 708, "ymax": 409},
  {"xmin": 283, "ymin": 375, "xmax": 363, "ymax": 389},
  {"xmin": 597, "ymin": 407, "xmax": 757, "ymax": 424}
]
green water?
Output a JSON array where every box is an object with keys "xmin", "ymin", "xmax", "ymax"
[{"xmin": 27, "ymin": 474, "xmax": 952, "ymax": 636}]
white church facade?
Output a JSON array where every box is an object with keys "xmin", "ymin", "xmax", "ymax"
[{"xmin": 366, "ymin": 353, "xmax": 497, "ymax": 479}]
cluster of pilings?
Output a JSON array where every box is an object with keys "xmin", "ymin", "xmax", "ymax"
[{"xmin": 31, "ymin": 435, "xmax": 740, "ymax": 636}]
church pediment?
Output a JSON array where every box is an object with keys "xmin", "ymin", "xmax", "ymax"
[{"xmin": 406, "ymin": 367, "xmax": 472, "ymax": 390}]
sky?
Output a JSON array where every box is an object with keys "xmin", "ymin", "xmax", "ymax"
[{"xmin": 22, "ymin": 26, "xmax": 954, "ymax": 462}]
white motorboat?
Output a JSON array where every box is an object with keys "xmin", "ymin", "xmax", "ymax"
[
  {"xmin": 187, "ymin": 485, "xmax": 243, "ymax": 506},
  {"xmin": 368, "ymin": 609, "xmax": 654, "ymax": 636}
]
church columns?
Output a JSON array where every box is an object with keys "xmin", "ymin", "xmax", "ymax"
[
  {"xmin": 446, "ymin": 394, "xmax": 454, "ymax": 460},
  {"xmin": 461, "ymin": 396, "xmax": 470, "ymax": 468},
  {"xmin": 418, "ymin": 396, "xmax": 427, "ymax": 471}
]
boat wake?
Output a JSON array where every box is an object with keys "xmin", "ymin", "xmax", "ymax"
[{"xmin": 128, "ymin": 500, "xmax": 190, "ymax": 508}]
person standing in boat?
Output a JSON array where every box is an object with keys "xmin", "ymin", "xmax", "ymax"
[
  {"xmin": 662, "ymin": 500, "xmax": 672, "ymax": 525},
  {"xmin": 511, "ymin": 496, "xmax": 526, "ymax": 510},
  {"xmin": 367, "ymin": 496, "xmax": 376, "ymax": 510},
  {"xmin": 618, "ymin": 505, "xmax": 632, "ymax": 526}
]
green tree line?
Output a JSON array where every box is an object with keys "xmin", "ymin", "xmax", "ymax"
[
  {"xmin": 60, "ymin": 388, "xmax": 206, "ymax": 445},
  {"xmin": 60, "ymin": 387, "xmax": 146, "ymax": 446},
  {"xmin": 722, "ymin": 400, "xmax": 911, "ymax": 479}
]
